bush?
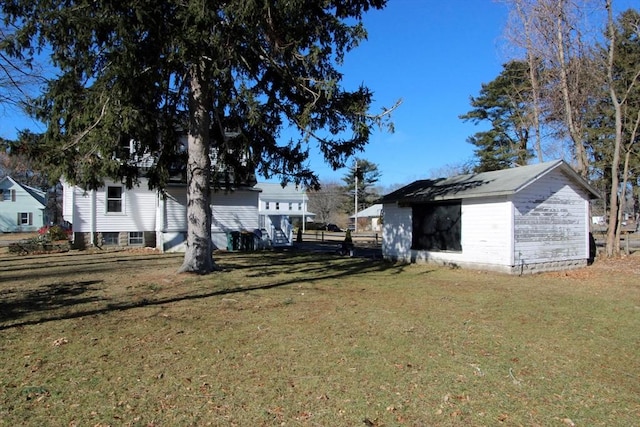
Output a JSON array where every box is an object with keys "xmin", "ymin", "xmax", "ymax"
[{"xmin": 38, "ymin": 225, "xmax": 72, "ymax": 242}]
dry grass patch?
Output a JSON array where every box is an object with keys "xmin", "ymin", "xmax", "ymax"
[{"xmin": 1, "ymin": 249, "xmax": 639, "ymax": 426}]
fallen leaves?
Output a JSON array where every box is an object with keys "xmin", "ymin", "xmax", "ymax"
[{"xmin": 52, "ymin": 337, "xmax": 68, "ymax": 346}]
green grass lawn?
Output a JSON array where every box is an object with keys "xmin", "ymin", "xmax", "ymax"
[{"xmin": 1, "ymin": 249, "xmax": 639, "ymax": 426}]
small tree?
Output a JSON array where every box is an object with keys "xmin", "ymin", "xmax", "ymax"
[{"xmin": 342, "ymin": 158, "xmax": 382, "ymax": 213}]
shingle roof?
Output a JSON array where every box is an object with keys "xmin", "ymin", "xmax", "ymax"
[
  {"xmin": 350, "ymin": 203, "xmax": 382, "ymax": 218},
  {"xmin": 254, "ymin": 182, "xmax": 306, "ymax": 197},
  {"xmin": 380, "ymin": 160, "xmax": 600, "ymax": 204},
  {"xmin": 0, "ymin": 176, "xmax": 46, "ymax": 206}
]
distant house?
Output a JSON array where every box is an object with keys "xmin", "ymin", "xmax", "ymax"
[
  {"xmin": 351, "ymin": 203, "xmax": 383, "ymax": 232},
  {"xmin": 0, "ymin": 176, "xmax": 48, "ymax": 233},
  {"xmin": 379, "ymin": 160, "xmax": 600, "ymax": 274},
  {"xmin": 255, "ymin": 182, "xmax": 315, "ymax": 246}
]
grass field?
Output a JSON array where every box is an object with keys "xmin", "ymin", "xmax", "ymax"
[{"xmin": 1, "ymin": 248, "xmax": 639, "ymax": 426}]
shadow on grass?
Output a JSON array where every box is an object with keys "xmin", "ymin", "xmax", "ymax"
[
  {"xmin": 0, "ymin": 251, "xmax": 184, "ymax": 282},
  {"xmin": 0, "ymin": 250, "xmax": 416, "ymax": 331},
  {"xmin": 0, "ymin": 280, "xmax": 105, "ymax": 325}
]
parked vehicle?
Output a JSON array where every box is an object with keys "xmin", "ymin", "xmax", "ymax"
[{"xmin": 325, "ymin": 223, "xmax": 342, "ymax": 232}]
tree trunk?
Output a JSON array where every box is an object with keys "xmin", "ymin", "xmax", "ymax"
[
  {"xmin": 604, "ymin": 0, "xmax": 623, "ymax": 257},
  {"xmin": 178, "ymin": 61, "xmax": 215, "ymax": 274},
  {"xmin": 614, "ymin": 149, "xmax": 631, "ymax": 252},
  {"xmin": 554, "ymin": 4, "xmax": 589, "ymax": 178},
  {"xmin": 518, "ymin": 1, "xmax": 544, "ymax": 163}
]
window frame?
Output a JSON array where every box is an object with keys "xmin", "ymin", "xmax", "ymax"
[
  {"xmin": 128, "ymin": 231, "xmax": 144, "ymax": 245},
  {"xmin": 19, "ymin": 212, "xmax": 32, "ymax": 225},
  {"xmin": 102, "ymin": 232, "xmax": 119, "ymax": 246},
  {"xmin": 106, "ymin": 186, "xmax": 124, "ymax": 214}
]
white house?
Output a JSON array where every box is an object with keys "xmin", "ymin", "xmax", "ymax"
[
  {"xmin": 0, "ymin": 176, "xmax": 48, "ymax": 233},
  {"xmin": 351, "ymin": 203, "xmax": 383, "ymax": 232},
  {"xmin": 379, "ymin": 160, "xmax": 600, "ymax": 274},
  {"xmin": 254, "ymin": 182, "xmax": 315, "ymax": 246},
  {"xmin": 62, "ymin": 179, "xmax": 260, "ymax": 252}
]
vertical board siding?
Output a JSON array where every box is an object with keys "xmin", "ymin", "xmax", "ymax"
[{"xmin": 513, "ymin": 171, "xmax": 588, "ymax": 264}]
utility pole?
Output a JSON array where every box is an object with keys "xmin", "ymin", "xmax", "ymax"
[{"xmin": 354, "ymin": 159, "xmax": 358, "ymax": 233}]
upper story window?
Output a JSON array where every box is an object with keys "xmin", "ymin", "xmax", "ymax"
[
  {"xmin": 289, "ymin": 203, "xmax": 293, "ymax": 210},
  {"xmin": 298, "ymin": 202, "xmax": 302, "ymax": 211},
  {"xmin": 1, "ymin": 189, "xmax": 15, "ymax": 202},
  {"xmin": 275, "ymin": 202, "xmax": 280, "ymax": 210},
  {"xmin": 106, "ymin": 186, "xmax": 123, "ymax": 213},
  {"xmin": 265, "ymin": 202, "xmax": 270, "ymax": 210}
]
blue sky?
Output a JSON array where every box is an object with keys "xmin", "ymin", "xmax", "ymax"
[
  {"xmin": 319, "ymin": 0, "xmax": 511, "ymax": 187},
  {"xmin": 2, "ymin": 0, "xmax": 635, "ymax": 188}
]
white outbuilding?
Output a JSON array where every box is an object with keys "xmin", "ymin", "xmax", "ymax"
[{"xmin": 379, "ymin": 160, "xmax": 600, "ymax": 274}]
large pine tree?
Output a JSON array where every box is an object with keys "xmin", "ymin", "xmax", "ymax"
[
  {"xmin": 1, "ymin": 0, "xmax": 394, "ymax": 273},
  {"xmin": 460, "ymin": 60, "xmax": 535, "ymax": 172}
]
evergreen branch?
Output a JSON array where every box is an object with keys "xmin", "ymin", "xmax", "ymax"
[{"xmin": 64, "ymin": 97, "xmax": 110, "ymax": 150}]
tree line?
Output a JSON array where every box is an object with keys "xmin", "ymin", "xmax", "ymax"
[{"xmin": 460, "ymin": 0, "xmax": 639, "ymax": 257}]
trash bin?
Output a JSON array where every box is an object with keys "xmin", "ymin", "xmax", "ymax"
[
  {"xmin": 240, "ymin": 231, "xmax": 255, "ymax": 251},
  {"xmin": 227, "ymin": 231, "xmax": 240, "ymax": 251}
]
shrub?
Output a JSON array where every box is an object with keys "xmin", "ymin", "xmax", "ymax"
[{"xmin": 38, "ymin": 225, "xmax": 71, "ymax": 242}]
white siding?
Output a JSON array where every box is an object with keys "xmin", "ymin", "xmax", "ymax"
[
  {"xmin": 62, "ymin": 181, "xmax": 74, "ymax": 220},
  {"xmin": 160, "ymin": 188, "xmax": 259, "ymax": 251},
  {"xmin": 382, "ymin": 203, "xmax": 412, "ymax": 260},
  {"xmin": 0, "ymin": 178, "xmax": 46, "ymax": 232},
  {"xmin": 71, "ymin": 180, "xmax": 157, "ymax": 232},
  {"xmin": 459, "ymin": 197, "xmax": 512, "ymax": 265},
  {"xmin": 163, "ymin": 188, "xmax": 188, "ymax": 231},
  {"xmin": 383, "ymin": 198, "xmax": 513, "ymax": 271},
  {"xmin": 513, "ymin": 171, "xmax": 588, "ymax": 265},
  {"xmin": 211, "ymin": 191, "xmax": 259, "ymax": 232},
  {"xmin": 211, "ymin": 190, "xmax": 259, "ymax": 249}
]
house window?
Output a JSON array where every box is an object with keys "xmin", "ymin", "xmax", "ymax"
[
  {"xmin": 129, "ymin": 232, "xmax": 144, "ymax": 245},
  {"xmin": 275, "ymin": 202, "xmax": 280, "ymax": 210},
  {"xmin": 1, "ymin": 189, "xmax": 15, "ymax": 201},
  {"xmin": 265, "ymin": 202, "xmax": 270, "ymax": 210},
  {"xmin": 18, "ymin": 212, "xmax": 33, "ymax": 225},
  {"xmin": 106, "ymin": 186, "xmax": 123, "ymax": 213},
  {"xmin": 102, "ymin": 232, "xmax": 119, "ymax": 245},
  {"xmin": 412, "ymin": 201, "xmax": 462, "ymax": 252},
  {"xmin": 289, "ymin": 203, "xmax": 293, "ymax": 210},
  {"xmin": 298, "ymin": 203, "xmax": 302, "ymax": 211}
]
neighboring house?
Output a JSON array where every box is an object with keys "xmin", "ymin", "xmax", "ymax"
[
  {"xmin": 379, "ymin": 160, "xmax": 600, "ymax": 274},
  {"xmin": 255, "ymin": 182, "xmax": 315, "ymax": 246},
  {"xmin": 62, "ymin": 133, "xmax": 261, "ymax": 252},
  {"xmin": 62, "ymin": 179, "xmax": 260, "ymax": 252},
  {"xmin": 0, "ymin": 176, "xmax": 48, "ymax": 233},
  {"xmin": 350, "ymin": 203, "xmax": 383, "ymax": 232}
]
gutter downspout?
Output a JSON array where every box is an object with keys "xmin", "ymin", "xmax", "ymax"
[{"xmin": 90, "ymin": 189, "xmax": 97, "ymax": 246}]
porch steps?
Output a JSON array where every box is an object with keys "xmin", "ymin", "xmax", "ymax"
[{"xmin": 272, "ymin": 228, "xmax": 290, "ymax": 246}]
